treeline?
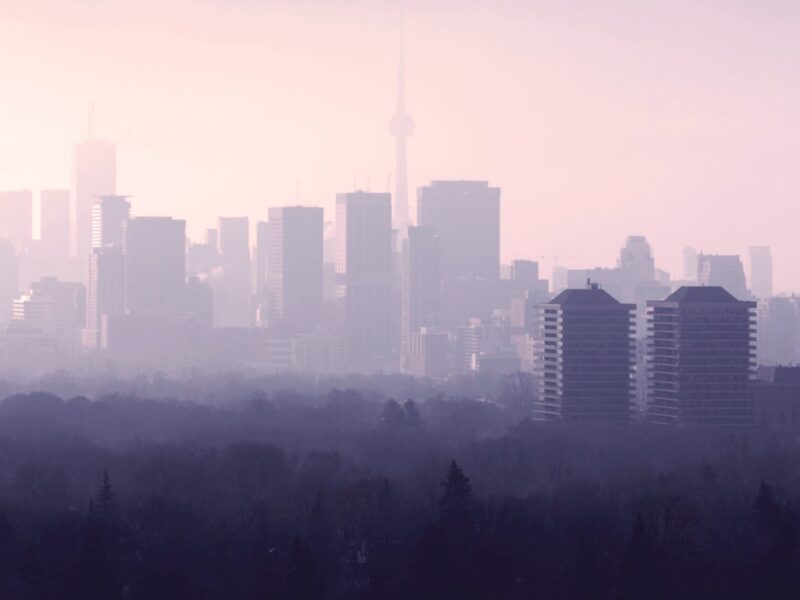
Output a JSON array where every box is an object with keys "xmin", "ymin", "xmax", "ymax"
[{"xmin": 0, "ymin": 385, "xmax": 797, "ymax": 598}]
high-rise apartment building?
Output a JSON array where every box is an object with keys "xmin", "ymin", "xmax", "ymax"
[
  {"xmin": 336, "ymin": 192, "xmax": 393, "ymax": 369},
  {"xmin": 417, "ymin": 180, "xmax": 500, "ymax": 281},
  {"xmin": 533, "ymin": 283, "xmax": 635, "ymax": 421},
  {"xmin": 266, "ymin": 206, "xmax": 324, "ymax": 333},
  {"xmin": 647, "ymin": 286, "xmax": 756, "ymax": 426}
]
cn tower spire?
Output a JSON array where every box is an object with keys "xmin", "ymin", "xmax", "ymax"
[{"xmin": 390, "ymin": 12, "xmax": 414, "ymax": 236}]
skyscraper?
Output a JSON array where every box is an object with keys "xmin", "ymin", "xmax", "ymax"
[
  {"xmin": 255, "ymin": 220, "xmax": 269, "ymax": 296},
  {"xmin": 0, "ymin": 190, "xmax": 33, "ymax": 250},
  {"xmin": 749, "ymin": 246, "xmax": 773, "ymax": 299},
  {"xmin": 125, "ymin": 217, "xmax": 186, "ymax": 317},
  {"xmin": 400, "ymin": 226, "xmax": 442, "ymax": 370},
  {"xmin": 757, "ymin": 296, "xmax": 799, "ymax": 366},
  {"xmin": 75, "ymin": 138, "xmax": 116, "ymax": 262},
  {"xmin": 697, "ymin": 254, "xmax": 751, "ymax": 300},
  {"xmin": 336, "ymin": 192, "xmax": 393, "ymax": 369},
  {"xmin": 618, "ymin": 235, "xmax": 655, "ymax": 283},
  {"xmin": 266, "ymin": 206, "xmax": 324, "ymax": 333},
  {"xmin": 40, "ymin": 190, "xmax": 71, "ymax": 259},
  {"xmin": 0, "ymin": 240, "xmax": 18, "ymax": 324},
  {"xmin": 417, "ymin": 180, "xmax": 500, "ymax": 281},
  {"xmin": 216, "ymin": 217, "xmax": 251, "ymax": 327},
  {"xmin": 390, "ymin": 18, "xmax": 414, "ymax": 234},
  {"xmin": 682, "ymin": 246, "xmax": 698, "ymax": 280},
  {"xmin": 533, "ymin": 283, "xmax": 635, "ymax": 421},
  {"xmin": 84, "ymin": 246, "xmax": 125, "ymax": 349},
  {"xmin": 91, "ymin": 195, "xmax": 130, "ymax": 249},
  {"xmin": 647, "ymin": 286, "xmax": 756, "ymax": 426}
]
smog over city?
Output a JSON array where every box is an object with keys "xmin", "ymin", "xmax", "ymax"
[{"xmin": 0, "ymin": 1, "xmax": 799, "ymax": 598}]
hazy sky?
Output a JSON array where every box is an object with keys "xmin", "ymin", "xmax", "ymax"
[{"xmin": 2, "ymin": 0, "xmax": 799, "ymax": 289}]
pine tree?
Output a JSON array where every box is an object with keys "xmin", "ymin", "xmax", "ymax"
[{"xmin": 285, "ymin": 536, "xmax": 325, "ymax": 600}]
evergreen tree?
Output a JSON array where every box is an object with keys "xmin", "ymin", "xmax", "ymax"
[{"xmin": 285, "ymin": 536, "xmax": 325, "ymax": 600}]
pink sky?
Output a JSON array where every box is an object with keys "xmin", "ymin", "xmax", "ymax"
[{"xmin": 1, "ymin": 0, "xmax": 799, "ymax": 290}]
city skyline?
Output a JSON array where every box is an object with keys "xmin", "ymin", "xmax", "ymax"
[{"xmin": 2, "ymin": 1, "xmax": 799, "ymax": 289}]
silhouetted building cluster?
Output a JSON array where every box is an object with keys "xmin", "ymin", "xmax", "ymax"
[{"xmin": 0, "ymin": 99, "xmax": 792, "ymax": 430}]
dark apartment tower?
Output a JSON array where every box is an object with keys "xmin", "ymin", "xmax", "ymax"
[
  {"xmin": 40, "ymin": 190, "xmax": 71, "ymax": 259},
  {"xmin": 0, "ymin": 190, "xmax": 33, "ymax": 251},
  {"xmin": 748, "ymin": 246, "xmax": 773, "ymax": 299},
  {"xmin": 647, "ymin": 286, "xmax": 756, "ymax": 426},
  {"xmin": 400, "ymin": 226, "xmax": 442, "ymax": 371},
  {"xmin": 125, "ymin": 217, "xmax": 186, "ymax": 317},
  {"xmin": 697, "ymin": 254, "xmax": 750, "ymax": 300},
  {"xmin": 266, "ymin": 206, "xmax": 324, "ymax": 333},
  {"xmin": 336, "ymin": 192, "xmax": 393, "ymax": 369},
  {"xmin": 75, "ymin": 139, "xmax": 116, "ymax": 263},
  {"xmin": 417, "ymin": 180, "xmax": 500, "ymax": 281},
  {"xmin": 533, "ymin": 283, "xmax": 635, "ymax": 421},
  {"xmin": 216, "ymin": 217, "xmax": 251, "ymax": 328}
]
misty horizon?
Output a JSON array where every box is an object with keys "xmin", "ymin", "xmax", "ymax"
[{"xmin": 3, "ymin": 1, "xmax": 800, "ymax": 288}]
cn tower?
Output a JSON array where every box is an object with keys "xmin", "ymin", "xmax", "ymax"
[{"xmin": 390, "ymin": 16, "xmax": 414, "ymax": 236}]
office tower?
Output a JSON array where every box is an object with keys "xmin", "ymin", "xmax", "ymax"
[
  {"xmin": 215, "ymin": 217, "xmax": 251, "ymax": 327},
  {"xmin": 0, "ymin": 240, "xmax": 19, "ymax": 324},
  {"xmin": 647, "ymin": 286, "xmax": 756, "ymax": 426},
  {"xmin": 509, "ymin": 260, "xmax": 549, "ymax": 299},
  {"xmin": 409, "ymin": 327, "xmax": 448, "ymax": 379},
  {"xmin": 84, "ymin": 247, "xmax": 126, "ymax": 348},
  {"xmin": 400, "ymin": 226, "xmax": 442, "ymax": 370},
  {"xmin": 266, "ymin": 206, "xmax": 324, "ymax": 333},
  {"xmin": 618, "ymin": 235, "xmax": 655, "ymax": 283},
  {"xmin": 14, "ymin": 277, "xmax": 85, "ymax": 347},
  {"xmin": 125, "ymin": 217, "xmax": 186, "ymax": 317},
  {"xmin": 682, "ymin": 247, "xmax": 698, "ymax": 280},
  {"xmin": 417, "ymin": 180, "xmax": 501, "ymax": 281},
  {"xmin": 697, "ymin": 254, "xmax": 750, "ymax": 300},
  {"xmin": 255, "ymin": 220, "xmax": 269, "ymax": 295},
  {"xmin": 0, "ymin": 190, "xmax": 33, "ymax": 250},
  {"xmin": 336, "ymin": 192, "xmax": 393, "ymax": 369},
  {"xmin": 757, "ymin": 296, "xmax": 799, "ymax": 366},
  {"xmin": 533, "ymin": 283, "xmax": 635, "ymax": 421},
  {"xmin": 390, "ymin": 20, "xmax": 414, "ymax": 234},
  {"xmin": 91, "ymin": 195, "xmax": 130, "ymax": 249},
  {"xmin": 40, "ymin": 190, "xmax": 71, "ymax": 259},
  {"xmin": 749, "ymin": 246, "xmax": 773, "ymax": 299},
  {"xmin": 551, "ymin": 266, "xmax": 568, "ymax": 294},
  {"xmin": 187, "ymin": 228, "xmax": 220, "ymax": 276},
  {"xmin": 75, "ymin": 138, "xmax": 116, "ymax": 262}
]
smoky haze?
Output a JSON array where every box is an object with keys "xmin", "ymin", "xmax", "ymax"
[{"xmin": 1, "ymin": 0, "xmax": 799, "ymax": 286}]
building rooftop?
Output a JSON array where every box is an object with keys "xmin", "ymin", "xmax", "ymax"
[
  {"xmin": 664, "ymin": 286, "xmax": 740, "ymax": 303},
  {"xmin": 549, "ymin": 286, "xmax": 623, "ymax": 305}
]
